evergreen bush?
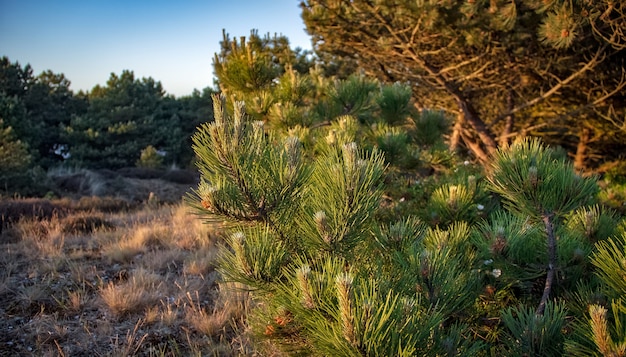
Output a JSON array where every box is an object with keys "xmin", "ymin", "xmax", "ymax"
[
  {"xmin": 190, "ymin": 93, "xmax": 624, "ymax": 356},
  {"xmin": 136, "ymin": 145, "xmax": 163, "ymax": 169}
]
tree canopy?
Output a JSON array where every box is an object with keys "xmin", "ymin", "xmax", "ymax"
[
  {"xmin": 301, "ymin": 0, "xmax": 626, "ymax": 169},
  {"xmin": 0, "ymin": 57, "xmax": 87, "ymax": 168}
]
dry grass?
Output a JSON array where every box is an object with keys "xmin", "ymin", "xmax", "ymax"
[
  {"xmin": 0, "ymin": 200, "xmax": 253, "ymax": 356},
  {"xmin": 100, "ymin": 268, "xmax": 164, "ymax": 317}
]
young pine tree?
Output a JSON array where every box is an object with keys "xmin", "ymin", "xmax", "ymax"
[{"xmin": 189, "ymin": 94, "xmax": 484, "ymax": 355}]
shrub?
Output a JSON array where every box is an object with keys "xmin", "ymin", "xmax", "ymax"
[
  {"xmin": 116, "ymin": 167, "xmax": 164, "ymax": 179},
  {"xmin": 136, "ymin": 145, "xmax": 163, "ymax": 169},
  {"xmin": 74, "ymin": 196, "xmax": 134, "ymax": 213},
  {"xmin": 189, "ymin": 96, "xmax": 621, "ymax": 355}
]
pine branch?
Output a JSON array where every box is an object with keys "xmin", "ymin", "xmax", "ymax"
[{"xmin": 492, "ymin": 44, "xmax": 607, "ymax": 125}]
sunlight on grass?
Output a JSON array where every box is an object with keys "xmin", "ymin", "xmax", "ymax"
[
  {"xmin": 0, "ymin": 202, "xmax": 245, "ymax": 355},
  {"xmin": 183, "ymin": 247, "xmax": 218, "ymax": 276},
  {"xmin": 100, "ymin": 268, "xmax": 164, "ymax": 316}
]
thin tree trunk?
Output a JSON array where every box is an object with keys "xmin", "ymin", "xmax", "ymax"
[
  {"xmin": 459, "ymin": 128, "xmax": 491, "ymax": 164},
  {"xmin": 537, "ymin": 213, "xmax": 557, "ymax": 316},
  {"xmin": 574, "ymin": 127, "xmax": 591, "ymax": 172},
  {"xmin": 449, "ymin": 114, "xmax": 463, "ymax": 152},
  {"xmin": 453, "ymin": 92, "xmax": 498, "ymax": 155}
]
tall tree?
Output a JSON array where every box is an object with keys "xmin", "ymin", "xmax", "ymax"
[
  {"xmin": 64, "ymin": 71, "xmax": 178, "ymax": 169},
  {"xmin": 25, "ymin": 70, "xmax": 87, "ymax": 167},
  {"xmin": 0, "ymin": 57, "xmax": 85, "ymax": 168},
  {"xmin": 301, "ymin": 0, "xmax": 626, "ymax": 168}
]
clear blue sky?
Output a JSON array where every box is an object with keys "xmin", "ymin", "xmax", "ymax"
[{"xmin": 0, "ymin": 0, "xmax": 312, "ymax": 97}]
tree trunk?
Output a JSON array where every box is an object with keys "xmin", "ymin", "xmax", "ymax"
[
  {"xmin": 574, "ymin": 127, "xmax": 591, "ymax": 172},
  {"xmin": 459, "ymin": 128, "xmax": 491, "ymax": 164},
  {"xmin": 403, "ymin": 48, "xmax": 498, "ymax": 157},
  {"xmin": 449, "ymin": 114, "xmax": 463, "ymax": 152}
]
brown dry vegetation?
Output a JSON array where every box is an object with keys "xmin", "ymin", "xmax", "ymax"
[{"xmin": 0, "ymin": 199, "xmax": 256, "ymax": 356}]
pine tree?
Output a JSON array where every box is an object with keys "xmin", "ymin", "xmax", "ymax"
[
  {"xmin": 189, "ymin": 94, "xmax": 486, "ymax": 355},
  {"xmin": 488, "ymin": 139, "xmax": 598, "ymax": 315},
  {"xmin": 64, "ymin": 71, "xmax": 176, "ymax": 168},
  {"xmin": 301, "ymin": 0, "xmax": 626, "ymax": 169}
]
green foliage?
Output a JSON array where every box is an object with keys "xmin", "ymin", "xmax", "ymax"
[
  {"xmin": 64, "ymin": 71, "xmax": 182, "ymax": 169},
  {"xmin": 214, "ymin": 30, "xmax": 313, "ymax": 96},
  {"xmin": 2, "ymin": 57, "xmax": 214, "ymax": 172},
  {"xmin": 566, "ymin": 232, "xmax": 626, "ymax": 356},
  {"xmin": 472, "ymin": 210, "xmax": 544, "ymax": 266},
  {"xmin": 0, "ymin": 119, "xmax": 46, "ymax": 197},
  {"xmin": 301, "ymin": 0, "xmax": 626, "ymax": 168},
  {"xmin": 488, "ymin": 138, "xmax": 598, "ymax": 218},
  {"xmin": 598, "ymin": 181, "xmax": 626, "ymax": 215},
  {"xmin": 0, "ymin": 119, "xmax": 31, "ymax": 175},
  {"xmin": 257, "ymin": 257, "xmax": 455, "ymax": 357},
  {"xmin": 136, "ymin": 145, "xmax": 163, "ymax": 169},
  {"xmin": 501, "ymin": 301, "xmax": 567, "ymax": 356},
  {"xmin": 576, "ymin": 303, "xmax": 626, "ymax": 357},
  {"xmin": 190, "ymin": 95, "xmax": 488, "ymax": 354},
  {"xmin": 319, "ymin": 115, "xmax": 361, "ymax": 150},
  {"xmin": 368, "ymin": 123, "xmax": 414, "ymax": 168},
  {"xmin": 328, "ymin": 74, "xmax": 379, "ymax": 123},
  {"xmin": 170, "ymin": 87, "xmax": 215, "ymax": 167},
  {"xmin": 404, "ymin": 222, "xmax": 482, "ymax": 315},
  {"xmin": 213, "ymin": 35, "xmax": 279, "ymax": 95},
  {"xmin": 428, "ymin": 182, "xmax": 478, "ymax": 226},
  {"xmin": 566, "ymin": 204, "xmax": 619, "ymax": 243},
  {"xmin": 217, "ymin": 229, "xmax": 288, "ymax": 289},
  {"xmin": 377, "ymin": 82, "xmax": 413, "ymax": 126},
  {"xmin": 213, "ymin": 30, "xmax": 316, "ymax": 128},
  {"xmin": 591, "ymin": 233, "xmax": 626, "ymax": 299},
  {"xmin": 189, "ymin": 93, "xmax": 626, "ymax": 355},
  {"xmin": 411, "ymin": 109, "xmax": 450, "ymax": 147},
  {"xmin": 190, "ymin": 95, "xmax": 309, "ymax": 245},
  {"xmin": 302, "ymin": 143, "xmax": 386, "ymax": 256},
  {"xmin": 372, "ymin": 215, "xmax": 427, "ymax": 254},
  {"xmin": 1, "ymin": 57, "xmax": 86, "ymax": 168},
  {"xmin": 604, "ymin": 161, "xmax": 626, "ymax": 185},
  {"xmin": 192, "ymin": 31, "xmax": 626, "ymax": 354}
]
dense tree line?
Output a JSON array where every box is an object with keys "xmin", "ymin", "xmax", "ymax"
[{"xmin": 0, "ymin": 56, "xmax": 214, "ymax": 194}]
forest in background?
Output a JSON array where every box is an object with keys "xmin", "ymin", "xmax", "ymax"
[{"xmin": 0, "ymin": 57, "xmax": 217, "ymax": 196}]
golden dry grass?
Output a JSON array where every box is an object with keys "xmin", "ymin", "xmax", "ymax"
[
  {"xmin": 0, "ymin": 201, "xmax": 252, "ymax": 356},
  {"xmin": 99, "ymin": 268, "xmax": 164, "ymax": 317}
]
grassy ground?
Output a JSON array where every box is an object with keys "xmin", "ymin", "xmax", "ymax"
[{"xmin": 0, "ymin": 201, "xmax": 255, "ymax": 356}]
